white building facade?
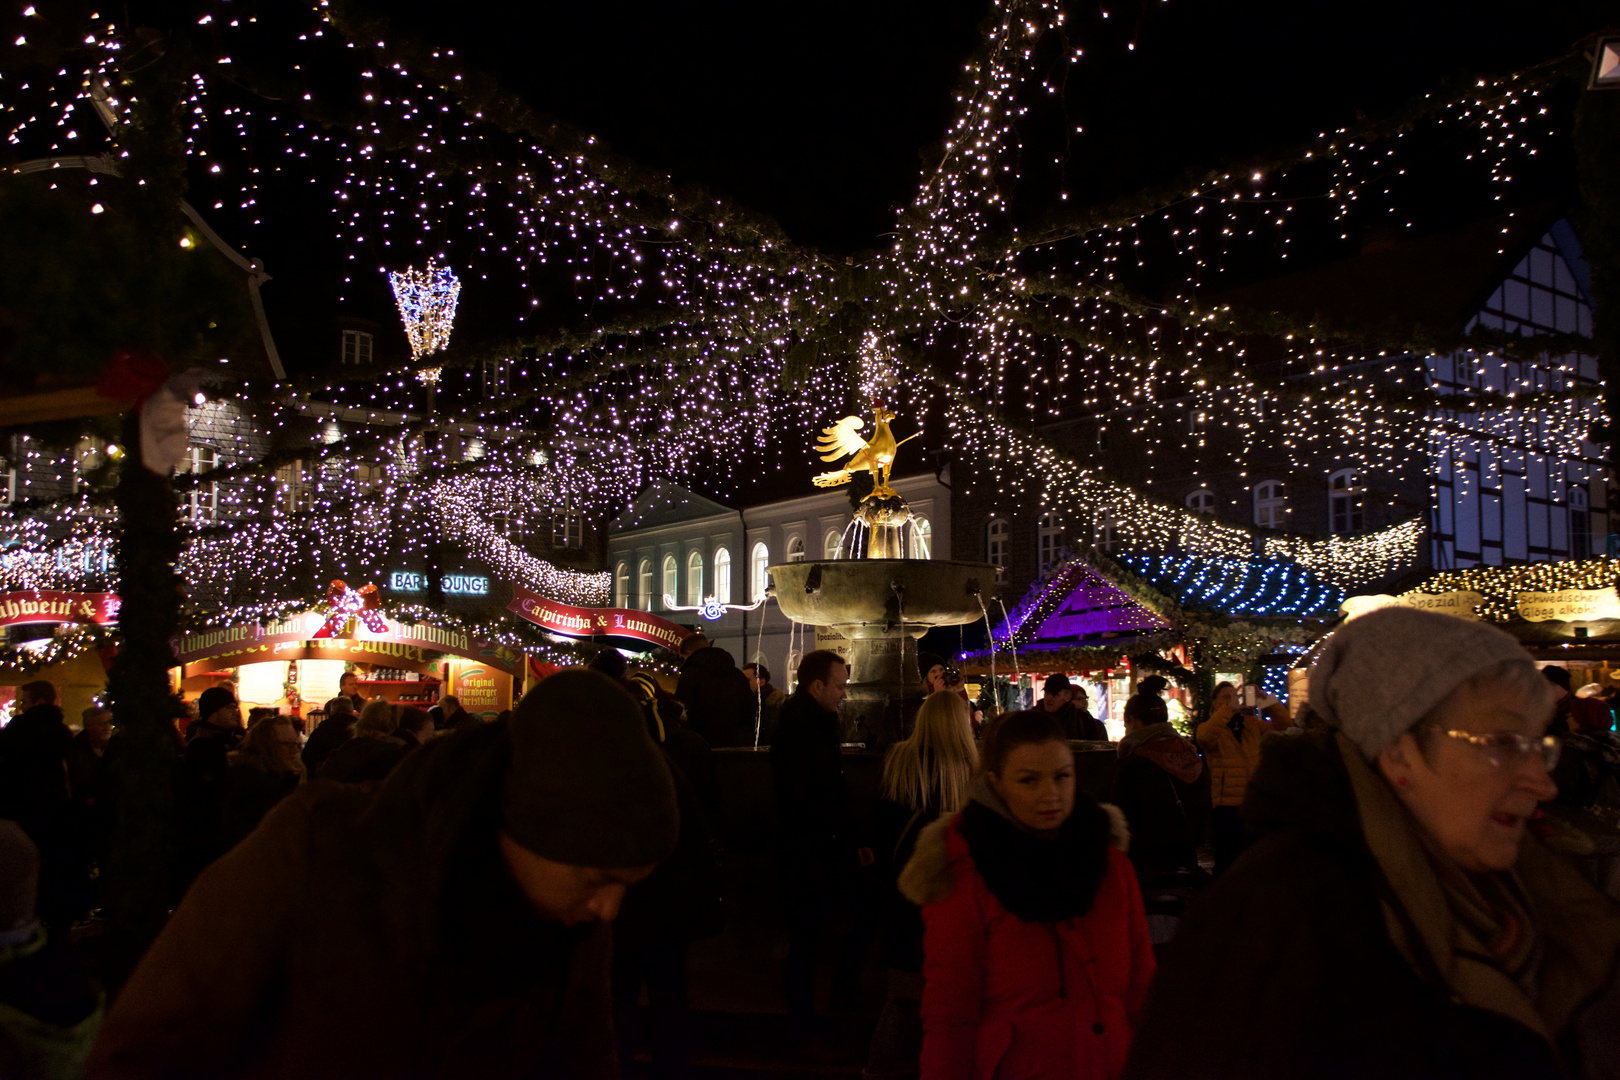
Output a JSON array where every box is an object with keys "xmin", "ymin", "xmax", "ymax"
[{"xmin": 607, "ymin": 472, "xmax": 953, "ymax": 687}]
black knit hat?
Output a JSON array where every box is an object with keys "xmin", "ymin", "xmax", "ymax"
[
  {"xmin": 503, "ymin": 669, "xmax": 678, "ymax": 869},
  {"xmin": 197, "ymin": 687, "xmax": 237, "ymax": 723}
]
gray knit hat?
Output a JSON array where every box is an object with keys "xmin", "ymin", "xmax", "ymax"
[
  {"xmin": 1309, "ymin": 606, "xmax": 1538, "ymax": 760},
  {"xmin": 503, "ymin": 669, "xmax": 678, "ymax": 869}
]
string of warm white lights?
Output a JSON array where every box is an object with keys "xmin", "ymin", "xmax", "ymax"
[{"xmin": 0, "ymin": 0, "xmax": 1603, "ymax": 641}]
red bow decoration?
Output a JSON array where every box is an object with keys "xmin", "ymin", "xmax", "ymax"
[{"xmin": 311, "ymin": 580, "xmax": 389, "ymax": 639}]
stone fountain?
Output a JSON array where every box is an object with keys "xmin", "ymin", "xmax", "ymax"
[{"xmin": 767, "ymin": 405, "xmax": 997, "ymax": 747}]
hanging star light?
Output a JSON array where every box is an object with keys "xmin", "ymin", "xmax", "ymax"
[{"xmin": 388, "ymin": 260, "xmax": 461, "ymax": 384}]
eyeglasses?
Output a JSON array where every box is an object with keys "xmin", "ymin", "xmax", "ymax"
[{"xmin": 1442, "ymin": 730, "xmax": 1561, "ymax": 771}]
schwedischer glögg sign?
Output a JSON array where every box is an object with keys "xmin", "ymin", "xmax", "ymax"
[{"xmin": 507, "ymin": 584, "xmax": 693, "ymax": 652}]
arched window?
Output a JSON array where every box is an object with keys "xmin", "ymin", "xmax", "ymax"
[
  {"xmin": 750, "ymin": 542, "xmax": 770, "ymax": 601},
  {"xmin": 912, "ymin": 516, "xmax": 933, "ymax": 559},
  {"xmin": 686, "ymin": 550, "xmax": 705, "ymax": 607},
  {"xmin": 614, "ymin": 562, "xmax": 629, "ymax": 609},
  {"xmin": 713, "ymin": 547, "xmax": 732, "ymax": 603},
  {"xmin": 823, "ymin": 528, "xmax": 842, "ymax": 560},
  {"xmin": 637, "ymin": 559, "xmax": 653, "ymax": 612},
  {"xmin": 1185, "ymin": 488, "xmax": 1216, "ymax": 514},
  {"xmin": 788, "ymin": 536, "xmax": 806, "ymax": 563},
  {"xmin": 1253, "ymin": 481, "xmax": 1287, "ymax": 529},
  {"xmin": 1571, "ymin": 485, "xmax": 1591, "ymax": 559},
  {"xmin": 1038, "ymin": 512, "xmax": 1066, "ymax": 573},
  {"xmin": 1328, "ymin": 469, "xmax": 1364, "ymax": 534},
  {"xmin": 661, "ymin": 554, "xmax": 678, "ymax": 610},
  {"xmin": 987, "ymin": 517, "xmax": 1009, "ymax": 579},
  {"xmin": 1096, "ymin": 514, "xmax": 1118, "ymax": 553}
]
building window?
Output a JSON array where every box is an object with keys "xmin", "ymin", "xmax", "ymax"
[
  {"xmin": 987, "ymin": 517, "xmax": 1009, "ymax": 578},
  {"xmin": 750, "ymin": 542, "xmax": 770, "ymax": 602},
  {"xmin": 177, "ymin": 445, "xmax": 219, "ymax": 522},
  {"xmin": 912, "ymin": 516, "xmax": 932, "ymax": 559},
  {"xmin": 1096, "ymin": 514, "xmax": 1118, "ymax": 553},
  {"xmin": 73, "ymin": 436, "xmax": 107, "ymax": 492},
  {"xmin": 686, "ymin": 550, "xmax": 705, "ymax": 607},
  {"xmin": 1038, "ymin": 512, "xmax": 1065, "ymax": 573},
  {"xmin": 341, "ymin": 329, "xmax": 373, "ymax": 366},
  {"xmin": 1185, "ymin": 488, "xmax": 1215, "ymax": 514},
  {"xmin": 275, "ymin": 460, "xmax": 308, "ymax": 514},
  {"xmin": 661, "ymin": 554, "xmax": 678, "ymax": 610},
  {"xmin": 551, "ymin": 511, "xmax": 582, "ymax": 549},
  {"xmin": 823, "ymin": 528, "xmax": 842, "ymax": 560},
  {"xmin": 1254, "ymin": 481, "xmax": 1287, "ymax": 529},
  {"xmin": 482, "ymin": 358, "xmax": 510, "ymax": 399},
  {"xmin": 614, "ymin": 562, "xmax": 630, "ymax": 609},
  {"xmin": 1571, "ymin": 486, "xmax": 1591, "ymax": 559},
  {"xmin": 638, "ymin": 559, "xmax": 653, "ymax": 612},
  {"xmin": 714, "ymin": 547, "xmax": 732, "ymax": 603},
  {"xmin": 1328, "ymin": 469, "xmax": 1364, "ymax": 534},
  {"xmin": 788, "ymin": 536, "xmax": 805, "ymax": 563}
]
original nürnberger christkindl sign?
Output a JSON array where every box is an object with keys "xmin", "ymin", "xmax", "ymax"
[{"xmin": 1516, "ymin": 587, "xmax": 1620, "ymax": 623}]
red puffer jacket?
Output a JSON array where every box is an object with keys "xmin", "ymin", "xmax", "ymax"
[{"xmin": 901, "ymin": 800, "xmax": 1155, "ymax": 1080}]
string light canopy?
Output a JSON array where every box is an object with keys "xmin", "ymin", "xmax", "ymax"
[
  {"xmin": 388, "ymin": 260, "xmax": 462, "ymax": 384},
  {"xmin": 0, "ymin": 0, "xmax": 1605, "ymax": 640}
]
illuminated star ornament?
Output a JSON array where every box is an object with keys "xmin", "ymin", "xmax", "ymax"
[
  {"xmin": 388, "ymin": 260, "xmax": 462, "ymax": 384},
  {"xmin": 312, "ymin": 580, "xmax": 389, "ymax": 639}
]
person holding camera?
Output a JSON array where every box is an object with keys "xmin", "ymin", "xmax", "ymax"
[{"xmin": 1197, "ymin": 682, "xmax": 1291, "ymax": 873}]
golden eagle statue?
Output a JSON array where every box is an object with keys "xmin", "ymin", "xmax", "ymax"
[{"xmin": 811, "ymin": 405, "xmax": 920, "ymax": 499}]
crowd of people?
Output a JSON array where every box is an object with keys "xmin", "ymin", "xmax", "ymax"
[{"xmin": 3, "ymin": 605, "xmax": 1620, "ymax": 1078}]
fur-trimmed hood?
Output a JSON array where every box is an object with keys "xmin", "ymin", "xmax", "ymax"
[{"xmin": 899, "ymin": 775, "xmax": 1129, "ymax": 908}]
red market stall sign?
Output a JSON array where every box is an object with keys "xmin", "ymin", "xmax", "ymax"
[
  {"xmin": 175, "ymin": 611, "xmax": 524, "ymax": 676},
  {"xmin": 0, "ymin": 591, "xmax": 120, "ymax": 627},
  {"xmin": 507, "ymin": 585, "xmax": 693, "ymax": 653}
]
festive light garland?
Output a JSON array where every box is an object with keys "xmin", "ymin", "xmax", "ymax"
[
  {"xmin": 1410, "ymin": 558, "xmax": 1620, "ymax": 623},
  {"xmin": 0, "ymin": 0, "xmax": 1605, "ymax": 648},
  {"xmin": 389, "ymin": 260, "xmax": 462, "ymax": 383}
]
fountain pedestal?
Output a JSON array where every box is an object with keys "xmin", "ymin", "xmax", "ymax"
[{"xmin": 767, "ymin": 559, "xmax": 998, "ymax": 747}]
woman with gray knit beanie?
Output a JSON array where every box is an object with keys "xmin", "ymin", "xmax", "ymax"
[{"xmin": 1124, "ymin": 606, "xmax": 1620, "ymax": 1080}]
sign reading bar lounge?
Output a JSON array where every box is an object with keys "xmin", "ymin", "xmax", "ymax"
[
  {"xmin": 0, "ymin": 591, "xmax": 120, "ymax": 628},
  {"xmin": 507, "ymin": 584, "xmax": 693, "ymax": 652},
  {"xmin": 1517, "ymin": 587, "xmax": 1620, "ymax": 623}
]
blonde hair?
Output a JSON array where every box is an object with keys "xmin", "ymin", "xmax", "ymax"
[
  {"xmin": 236, "ymin": 714, "xmax": 303, "ymax": 777},
  {"xmin": 882, "ymin": 691, "xmax": 978, "ymax": 814},
  {"xmin": 354, "ymin": 698, "xmax": 399, "ymax": 739}
]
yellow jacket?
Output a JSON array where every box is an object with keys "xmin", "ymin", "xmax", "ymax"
[{"xmin": 1196, "ymin": 701, "xmax": 1291, "ymax": 808}]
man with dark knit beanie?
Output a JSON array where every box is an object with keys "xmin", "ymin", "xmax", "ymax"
[{"xmin": 91, "ymin": 670, "xmax": 679, "ymax": 1079}]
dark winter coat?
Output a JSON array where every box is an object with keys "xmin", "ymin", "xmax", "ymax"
[
  {"xmin": 871, "ymin": 795, "xmax": 941, "ymax": 973},
  {"xmin": 1108, "ymin": 725, "xmax": 1209, "ymax": 886},
  {"xmin": 676, "ymin": 647, "xmax": 753, "ymax": 748},
  {"xmin": 900, "ymin": 779, "xmax": 1154, "ymax": 1080},
  {"xmin": 0, "ymin": 705, "xmax": 72, "ymax": 828},
  {"xmin": 769, "ymin": 692, "xmax": 848, "ymax": 855},
  {"xmin": 1124, "ymin": 728, "xmax": 1620, "ymax": 1080},
  {"xmin": 173, "ymin": 720, "xmax": 244, "ymax": 891},
  {"xmin": 300, "ymin": 714, "xmax": 353, "ymax": 777},
  {"xmin": 215, "ymin": 760, "xmax": 301, "ymax": 853},
  {"xmin": 89, "ymin": 722, "xmax": 618, "ymax": 1080},
  {"xmin": 318, "ymin": 733, "xmax": 409, "ymax": 785},
  {"xmin": 614, "ymin": 749, "xmax": 723, "ymax": 951},
  {"xmin": 0, "ymin": 925, "xmax": 102, "ymax": 1080}
]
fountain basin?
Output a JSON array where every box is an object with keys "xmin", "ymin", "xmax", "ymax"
[
  {"xmin": 767, "ymin": 559, "xmax": 998, "ymax": 747},
  {"xmin": 767, "ymin": 559, "xmax": 998, "ymax": 638}
]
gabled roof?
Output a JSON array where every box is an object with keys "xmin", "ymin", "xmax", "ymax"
[
  {"xmin": 1212, "ymin": 209, "xmax": 1560, "ymax": 338},
  {"xmin": 610, "ymin": 483, "xmax": 736, "ymax": 533}
]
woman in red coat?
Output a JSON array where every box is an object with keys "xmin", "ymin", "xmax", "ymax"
[{"xmin": 899, "ymin": 709, "xmax": 1155, "ymax": 1080}]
